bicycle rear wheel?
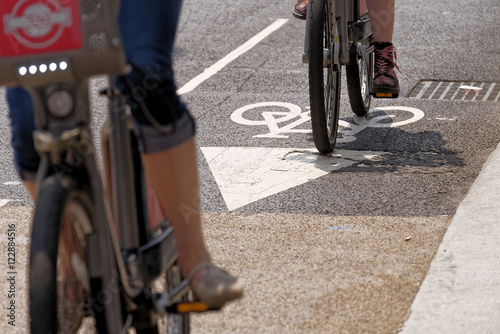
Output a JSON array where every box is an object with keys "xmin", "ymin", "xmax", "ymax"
[
  {"xmin": 29, "ymin": 174, "xmax": 93, "ymax": 334},
  {"xmin": 308, "ymin": 0, "xmax": 341, "ymax": 153},
  {"xmin": 346, "ymin": 42, "xmax": 372, "ymax": 116}
]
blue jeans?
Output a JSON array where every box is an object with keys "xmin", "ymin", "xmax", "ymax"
[{"xmin": 7, "ymin": 0, "xmax": 194, "ymax": 182}]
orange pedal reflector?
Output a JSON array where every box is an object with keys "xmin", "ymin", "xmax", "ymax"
[
  {"xmin": 177, "ymin": 302, "xmax": 209, "ymax": 313},
  {"xmin": 375, "ymin": 93, "xmax": 393, "ymax": 98}
]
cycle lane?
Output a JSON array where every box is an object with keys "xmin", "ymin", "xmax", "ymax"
[
  {"xmin": 173, "ymin": 0, "xmax": 500, "ymax": 332},
  {"xmin": 185, "ymin": 94, "xmax": 500, "ymax": 334},
  {"xmin": 0, "ymin": 0, "xmax": 499, "ymax": 332}
]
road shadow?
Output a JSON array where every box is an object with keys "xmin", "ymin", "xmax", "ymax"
[{"xmin": 306, "ymin": 110, "xmax": 464, "ymax": 173}]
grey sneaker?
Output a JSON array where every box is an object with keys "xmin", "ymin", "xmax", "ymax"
[{"xmin": 188, "ymin": 263, "xmax": 244, "ymax": 309}]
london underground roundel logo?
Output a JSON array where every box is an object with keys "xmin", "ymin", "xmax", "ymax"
[{"xmin": 1, "ymin": 0, "xmax": 82, "ymax": 57}]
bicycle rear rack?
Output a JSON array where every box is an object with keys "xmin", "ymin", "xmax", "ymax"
[{"xmin": 0, "ymin": 0, "xmax": 128, "ymax": 87}]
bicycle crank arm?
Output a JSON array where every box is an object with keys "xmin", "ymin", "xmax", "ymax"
[{"xmin": 154, "ymin": 279, "xmax": 220, "ymax": 314}]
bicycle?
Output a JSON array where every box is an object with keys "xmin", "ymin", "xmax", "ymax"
[
  {"xmin": 0, "ymin": 1, "xmax": 213, "ymax": 333},
  {"xmin": 303, "ymin": 0, "xmax": 398, "ymax": 153}
]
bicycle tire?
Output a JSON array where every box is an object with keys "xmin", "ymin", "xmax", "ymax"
[
  {"xmin": 346, "ymin": 43, "xmax": 372, "ymax": 116},
  {"xmin": 30, "ymin": 174, "xmax": 93, "ymax": 334},
  {"xmin": 308, "ymin": 0, "xmax": 341, "ymax": 153},
  {"xmin": 166, "ymin": 263, "xmax": 190, "ymax": 334}
]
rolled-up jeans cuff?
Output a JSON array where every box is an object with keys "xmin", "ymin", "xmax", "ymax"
[{"xmin": 133, "ymin": 112, "xmax": 196, "ymax": 154}]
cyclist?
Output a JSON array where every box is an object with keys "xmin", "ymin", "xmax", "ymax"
[
  {"xmin": 292, "ymin": 0, "xmax": 400, "ymax": 96},
  {"xmin": 6, "ymin": 0, "xmax": 243, "ymax": 309}
]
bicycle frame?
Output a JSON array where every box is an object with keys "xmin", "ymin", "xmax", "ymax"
[{"xmin": 31, "ymin": 76, "xmax": 193, "ymax": 333}]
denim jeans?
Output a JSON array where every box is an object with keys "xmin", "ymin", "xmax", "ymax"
[{"xmin": 6, "ymin": 0, "xmax": 194, "ymax": 181}]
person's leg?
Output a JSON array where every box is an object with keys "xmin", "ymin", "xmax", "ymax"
[
  {"xmin": 366, "ymin": 0, "xmax": 399, "ymax": 94},
  {"xmin": 141, "ymin": 139, "xmax": 211, "ymax": 275},
  {"xmin": 118, "ymin": 0, "xmax": 207, "ymax": 279},
  {"xmin": 118, "ymin": 0, "xmax": 242, "ymax": 307},
  {"xmin": 142, "ymin": 140, "xmax": 243, "ymax": 308},
  {"xmin": 366, "ymin": 0, "xmax": 394, "ymax": 43},
  {"xmin": 6, "ymin": 87, "xmax": 39, "ymax": 200},
  {"xmin": 24, "ymin": 181, "xmax": 36, "ymax": 200}
]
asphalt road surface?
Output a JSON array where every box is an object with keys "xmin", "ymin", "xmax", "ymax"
[{"xmin": 0, "ymin": 0, "xmax": 499, "ymax": 333}]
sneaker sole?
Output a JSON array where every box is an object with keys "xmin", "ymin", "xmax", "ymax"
[
  {"xmin": 371, "ymin": 86, "xmax": 400, "ymax": 99},
  {"xmin": 292, "ymin": 10, "xmax": 307, "ymax": 20}
]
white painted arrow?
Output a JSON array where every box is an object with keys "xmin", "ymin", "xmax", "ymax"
[{"xmin": 201, "ymin": 147, "xmax": 386, "ymax": 211}]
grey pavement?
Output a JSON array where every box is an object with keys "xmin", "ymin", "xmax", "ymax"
[{"xmin": 401, "ymin": 141, "xmax": 500, "ymax": 333}]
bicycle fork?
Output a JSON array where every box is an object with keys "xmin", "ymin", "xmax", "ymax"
[
  {"xmin": 303, "ymin": 0, "xmax": 347, "ymax": 68},
  {"xmin": 30, "ymin": 81, "xmax": 125, "ymax": 332}
]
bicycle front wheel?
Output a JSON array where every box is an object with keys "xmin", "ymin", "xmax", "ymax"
[
  {"xmin": 30, "ymin": 175, "xmax": 93, "ymax": 334},
  {"xmin": 308, "ymin": 0, "xmax": 341, "ymax": 153}
]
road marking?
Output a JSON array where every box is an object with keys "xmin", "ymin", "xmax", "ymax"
[
  {"xmin": 3, "ymin": 181, "xmax": 21, "ymax": 185},
  {"xmin": 177, "ymin": 18, "xmax": 288, "ymax": 95},
  {"xmin": 0, "ymin": 199, "xmax": 11, "ymax": 206},
  {"xmin": 231, "ymin": 102, "xmax": 310, "ymax": 138},
  {"xmin": 231, "ymin": 104, "xmax": 425, "ymax": 142},
  {"xmin": 354, "ymin": 106, "xmax": 425, "ymax": 128},
  {"xmin": 201, "ymin": 147, "xmax": 386, "ymax": 211}
]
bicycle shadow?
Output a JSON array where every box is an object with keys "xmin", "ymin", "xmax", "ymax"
[{"xmin": 306, "ymin": 109, "xmax": 464, "ymax": 173}]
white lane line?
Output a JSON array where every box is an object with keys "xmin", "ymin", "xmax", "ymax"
[
  {"xmin": 0, "ymin": 199, "xmax": 11, "ymax": 206},
  {"xmin": 177, "ymin": 19, "xmax": 289, "ymax": 95},
  {"xmin": 3, "ymin": 182, "xmax": 21, "ymax": 185},
  {"xmin": 401, "ymin": 141, "xmax": 500, "ymax": 333}
]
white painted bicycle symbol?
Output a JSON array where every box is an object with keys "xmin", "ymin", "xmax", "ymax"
[{"xmin": 231, "ymin": 102, "xmax": 425, "ymax": 143}]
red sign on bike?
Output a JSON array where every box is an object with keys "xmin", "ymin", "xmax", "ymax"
[{"xmin": 0, "ymin": 0, "xmax": 82, "ymax": 57}]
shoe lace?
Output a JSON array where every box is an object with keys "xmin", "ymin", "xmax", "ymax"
[
  {"xmin": 296, "ymin": 0, "xmax": 308, "ymax": 10},
  {"xmin": 376, "ymin": 45, "xmax": 400, "ymax": 73}
]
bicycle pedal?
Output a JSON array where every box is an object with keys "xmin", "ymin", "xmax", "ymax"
[
  {"xmin": 166, "ymin": 301, "xmax": 218, "ymax": 314},
  {"xmin": 372, "ymin": 92, "xmax": 399, "ymax": 99}
]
